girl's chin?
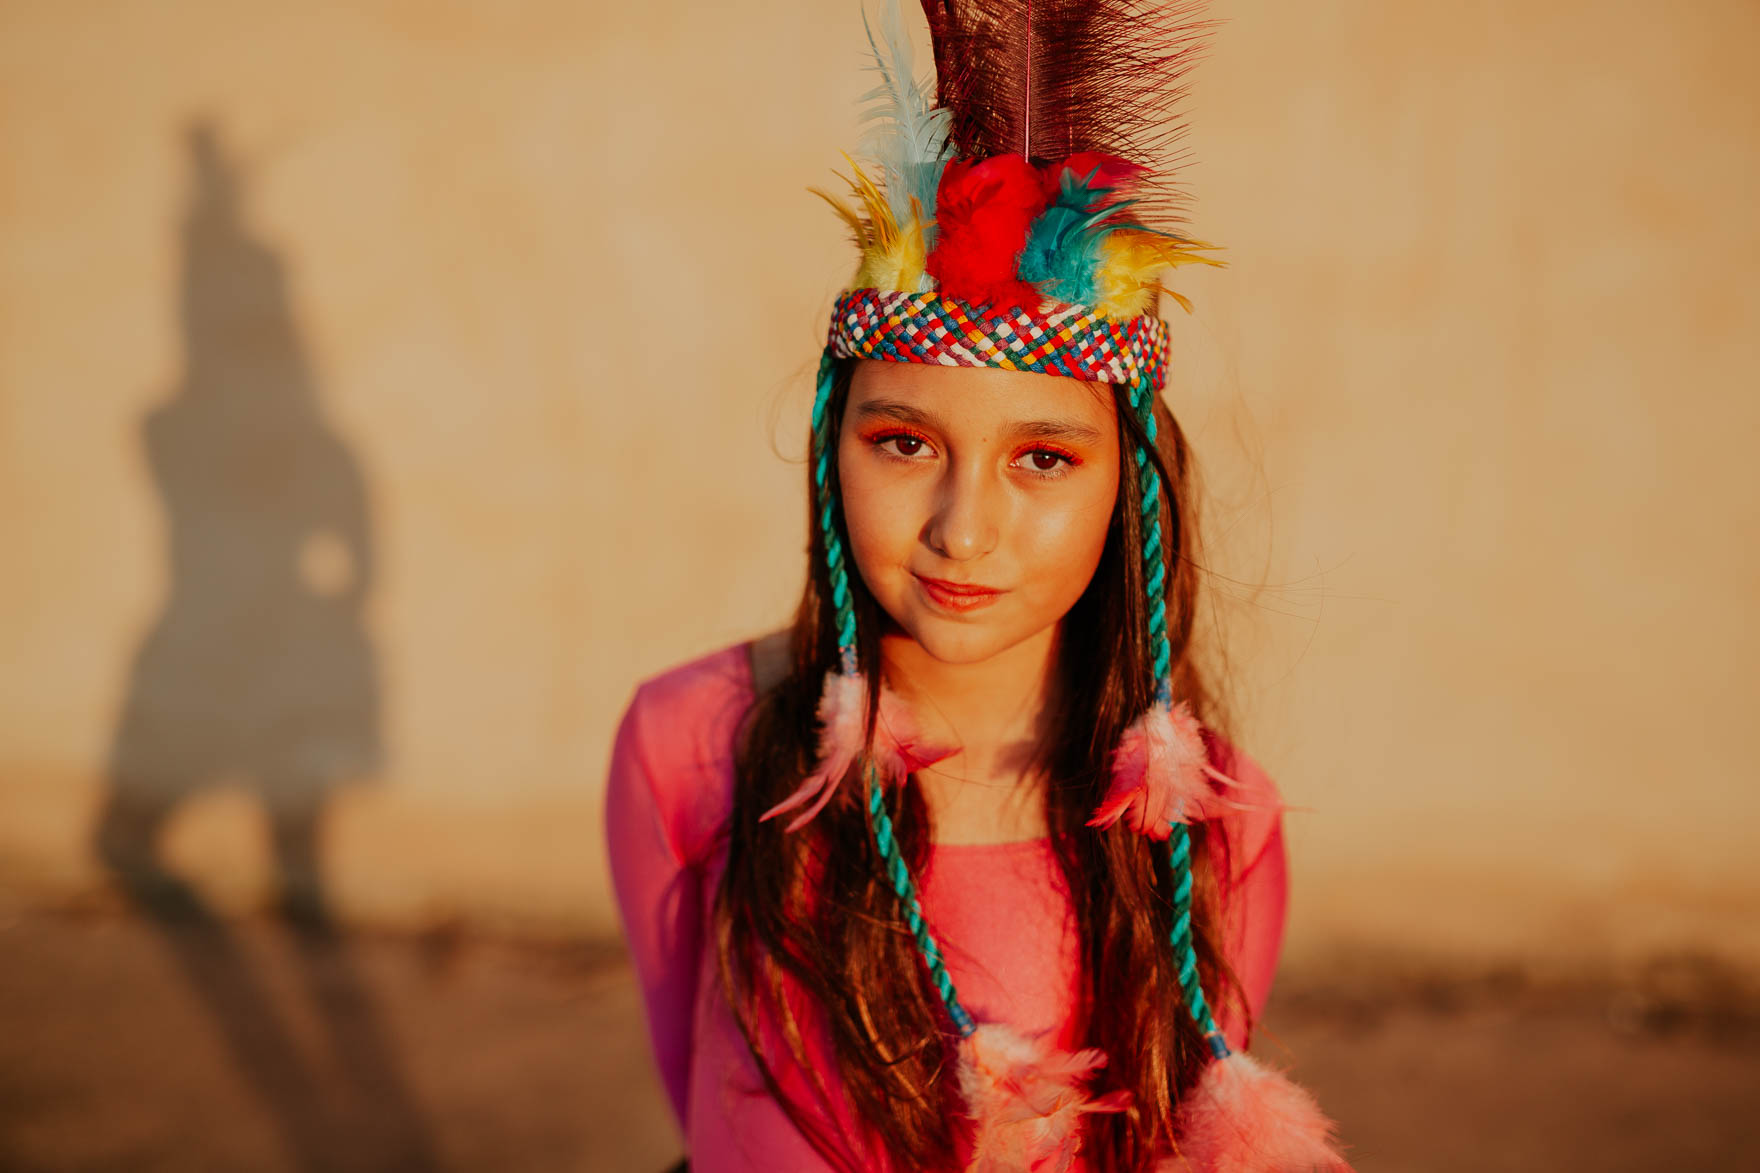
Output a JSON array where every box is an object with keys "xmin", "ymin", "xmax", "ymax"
[{"xmin": 887, "ymin": 610, "xmax": 1034, "ymax": 667}]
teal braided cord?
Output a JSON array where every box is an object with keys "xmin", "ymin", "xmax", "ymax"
[
  {"xmin": 1130, "ymin": 374, "xmax": 1172, "ymax": 703},
  {"xmin": 1132, "ymin": 374, "xmax": 1225, "ymax": 1053},
  {"xmin": 865, "ymin": 766, "xmax": 975, "ymax": 1036},
  {"xmin": 1168, "ymin": 822, "xmax": 1226, "ymax": 1053},
  {"xmin": 810, "ymin": 346, "xmax": 859, "ymax": 672}
]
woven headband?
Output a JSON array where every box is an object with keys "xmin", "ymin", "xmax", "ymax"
[{"xmin": 828, "ymin": 288, "xmax": 1171, "ymax": 388}]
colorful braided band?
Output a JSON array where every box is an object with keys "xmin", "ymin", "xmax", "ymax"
[{"xmin": 828, "ymin": 289, "xmax": 1170, "ymax": 389}]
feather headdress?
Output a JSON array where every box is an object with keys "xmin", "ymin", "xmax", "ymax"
[{"xmin": 816, "ymin": 0, "xmax": 1218, "ymax": 317}]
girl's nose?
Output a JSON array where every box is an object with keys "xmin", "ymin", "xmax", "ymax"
[{"xmin": 923, "ymin": 462, "xmax": 1000, "ymax": 561}]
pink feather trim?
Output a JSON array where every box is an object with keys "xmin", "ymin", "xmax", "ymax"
[
  {"xmin": 760, "ymin": 672, "xmax": 956, "ymax": 832},
  {"xmin": 1165, "ymin": 1052, "xmax": 1352, "ymax": 1173},
  {"xmin": 876, "ymin": 685, "xmax": 958, "ymax": 777},
  {"xmin": 1087, "ymin": 702, "xmax": 1242, "ymax": 840},
  {"xmin": 958, "ymin": 1023, "xmax": 1129, "ymax": 1173}
]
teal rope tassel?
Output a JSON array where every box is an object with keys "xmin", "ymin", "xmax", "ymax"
[
  {"xmin": 1129, "ymin": 374, "xmax": 1172, "ymax": 702},
  {"xmin": 810, "ymin": 346, "xmax": 859, "ymax": 672},
  {"xmin": 1168, "ymin": 822, "xmax": 1228, "ymax": 1055},
  {"xmin": 1133, "ymin": 373, "xmax": 1228, "ymax": 1056},
  {"xmin": 865, "ymin": 765, "xmax": 975, "ymax": 1036}
]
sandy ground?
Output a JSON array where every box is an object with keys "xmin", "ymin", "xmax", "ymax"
[{"xmin": 0, "ymin": 906, "xmax": 1755, "ymax": 1173}]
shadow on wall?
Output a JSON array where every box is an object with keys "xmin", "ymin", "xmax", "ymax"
[{"xmin": 91, "ymin": 119, "xmax": 441, "ymax": 1173}]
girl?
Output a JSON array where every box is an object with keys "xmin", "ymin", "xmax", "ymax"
[{"xmin": 606, "ymin": 4, "xmax": 1349, "ymax": 1170}]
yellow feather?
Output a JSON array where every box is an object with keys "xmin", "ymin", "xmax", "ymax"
[
  {"xmin": 815, "ymin": 155, "xmax": 928, "ymax": 294},
  {"xmin": 810, "ymin": 186, "xmax": 872, "ymax": 251},
  {"xmin": 1157, "ymin": 285, "xmax": 1195, "ymax": 315},
  {"xmin": 841, "ymin": 154, "xmax": 899, "ymax": 248},
  {"xmin": 810, "ymin": 186, "xmax": 876, "ymax": 290},
  {"xmin": 1094, "ymin": 231, "xmax": 1224, "ymax": 319},
  {"xmin": 858, "ymin": 214, "xmax": 928, "ymax": 293}
]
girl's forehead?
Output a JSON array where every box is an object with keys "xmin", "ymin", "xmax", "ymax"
[{"xmin": 849, "ymin": 359, "xmax": 1116, "ymax": 426}]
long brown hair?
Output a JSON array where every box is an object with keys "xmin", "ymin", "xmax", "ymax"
[{"xmin": 714, "ymin": 355, "xmax": 1244, "ymax": 1172}]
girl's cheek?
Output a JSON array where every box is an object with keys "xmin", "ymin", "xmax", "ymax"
[
  {"xmin": 1020, "ymin": 492, "xmax": 1114, "ymax": 596},
  {"xmin": 839, "ymin": 459, "xmax": 914, "ymax": 568},
  {"xmin": 1026, "ymin": 495, "xmax": 1107, "ymax": 556}
]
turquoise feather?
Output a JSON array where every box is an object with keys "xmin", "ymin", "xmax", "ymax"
[
  {"xmin": 856, "ymin": 0, "xmax": 951, "ymax": 260},
  {"xmin": 1019, "ymin": 168, "xmax": 1140, "ymax": 305}
]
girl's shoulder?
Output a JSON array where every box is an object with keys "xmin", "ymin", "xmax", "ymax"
[
  {"xmin": 612, "ymin": 637, "xmax": 767, "ymax": 865},
  {"xmin": 1203, "ymin": 732, "xmax": 1286, "ymax": 882}
]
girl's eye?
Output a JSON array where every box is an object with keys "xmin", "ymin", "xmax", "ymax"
[
  {"xmin": 873, "ymin": 431, "xmax": 933, "ymax": 459},
  {"xmin": 1016, "ymin": 448, "xmax": 1077, "ymax": 475}
]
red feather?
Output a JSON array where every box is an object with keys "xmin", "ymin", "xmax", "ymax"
[
  {"xmin": 926, "ymin": 153, "xmax": 1049, "ymax": 310},
  {"xmin": 919, "ymin": 0, "xmax": 1212, "ymax": 225}
]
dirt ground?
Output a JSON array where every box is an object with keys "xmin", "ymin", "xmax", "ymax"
[{"xmin": 1, "ymin": 905, "xmax": 1755, "ymax": 1172}]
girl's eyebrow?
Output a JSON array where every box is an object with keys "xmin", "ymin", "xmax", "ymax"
[
  {"xmin": 852, "ymin": 398, "xmax": 1105, "ymax": 445},
  {"xmin": 851, "ymin": 398, "xmax": 943, "ymax": 429},
  {"xmin": 1009, "ymin": 418, "xmax": 1107, "ymax": 446}
]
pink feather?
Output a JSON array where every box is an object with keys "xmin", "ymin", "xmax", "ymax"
[
  {"xmin": 876, "ymin": 686, "xmax": 959, "ymax": 777},
  {"xmin": 761, "ymin": 672, "xmax": 957, "ymax": 832},
  {"xmin": 1087, "ymin": 701, "xmax": 1241, "ymax": 840},
  {"xmin": 958, "ymin": 1023, "xmax": 1129, "ymax": 1173},
  {"xmin": 1166, "ymin": 1052, "xmax": 1352, "ymax": 1173},
  {"xmin": 761, "ymin": 671, "xmax": 868, "ymax": 832}
]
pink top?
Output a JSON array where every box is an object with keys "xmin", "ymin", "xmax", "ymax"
[{"xmin": 604, "ymin": 643, "xmax": 1290, "ymax": 1172}]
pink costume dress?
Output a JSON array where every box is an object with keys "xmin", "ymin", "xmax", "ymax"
[{"xmin": 605, "ymin": 643, "xmax": 1290, "ymax": 1172}]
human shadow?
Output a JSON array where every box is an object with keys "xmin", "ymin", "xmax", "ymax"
[{"xmin": 92, "ymin": 120, "xmax": 442, "ymax": 1173}]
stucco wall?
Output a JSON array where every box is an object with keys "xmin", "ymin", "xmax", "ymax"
[{"xmin": 2, "ymin": 1, "xmax": 1755, "ymax": 971}]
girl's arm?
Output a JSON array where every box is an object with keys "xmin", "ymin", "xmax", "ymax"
[
  {"xmin": 1210, "ymin": 740, "xmax": 1292, "ymax": 1049},
  {"xmin": 1223, "ymin": 817, "xmax": 1290, "ymax": 1046},
  {"xmin": 604, "ymin": 686, "xmax": 703, "ymax": 1127}
]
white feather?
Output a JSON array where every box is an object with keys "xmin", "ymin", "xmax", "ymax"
[{"xmin": 856, "ymin": 0, "xmax": 952, "ymax": 249}]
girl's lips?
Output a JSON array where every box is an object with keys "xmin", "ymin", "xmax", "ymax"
[{"xmin": 913, "ymin": 573, "xmax": 1004, "ymax": 613}]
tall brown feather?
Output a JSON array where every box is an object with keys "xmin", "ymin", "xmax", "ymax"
[{"xmin": 919, "ymin": 0, "xmax": 1212, "ymax": 224}]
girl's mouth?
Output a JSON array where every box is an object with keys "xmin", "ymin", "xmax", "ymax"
[{"xmin": 913, "ymin": 573, "xmax": 1004, "ymax": 613}]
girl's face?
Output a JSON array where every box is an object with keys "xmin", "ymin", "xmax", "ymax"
[{"xmin": 838, "ymin": 359, "xmax": 1122, "ymax": 666}]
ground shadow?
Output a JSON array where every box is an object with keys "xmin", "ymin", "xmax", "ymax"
[{"xmin": 92, "ymin": 119, "xmax": 441, "ymax": 1172}]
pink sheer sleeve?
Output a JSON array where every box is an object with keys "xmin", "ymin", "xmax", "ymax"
[
  {"xmin": 604, "ymin": 683, "xmax": 704, "ymax": 1126},
  {"xmin": 1220, "ymin": 820, "xmax": 1289, "ymax": 1047},
  {"xmin": 1208, "ymin": 739, "xmax": 1290, "ymax": 1051}
]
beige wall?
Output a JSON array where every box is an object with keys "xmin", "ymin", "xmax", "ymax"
[{"xmin": 2, "ymin": 1, "xmax": 1755, "ymax": 971}]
